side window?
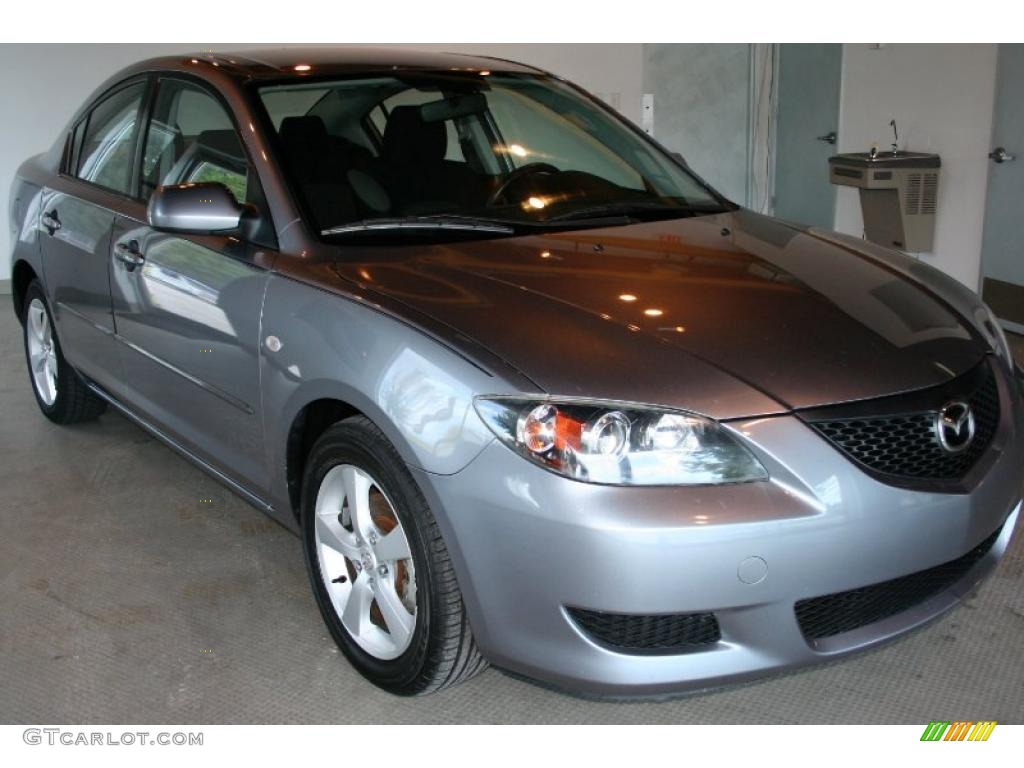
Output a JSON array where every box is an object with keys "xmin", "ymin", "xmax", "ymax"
[
  {"xmin": 140, "ymin": 79, "xmax": 250, "ymax": 204},
  {"xmin": 75, "ymin": 81, "xmax": 146, "ymax": 194}
]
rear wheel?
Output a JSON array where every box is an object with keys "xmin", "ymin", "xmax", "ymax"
[
  {"xmin": 301, "ymin": 416, "xmax": 486, "ymax": 695},
  {"xmin": 21, "ymin": 281, "xmax": 106, "ymax": 424}
]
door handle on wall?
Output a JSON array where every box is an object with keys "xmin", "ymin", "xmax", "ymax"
[
  {"xmin": 41, "ymin": 210, "xmax": 61, "ymax": 235},
  {"xmin": 988, "ymin": 147, "xmax": 1015, "ymax": 164},
  {"xmin": 816, "ymin": 131, "xmax": 837, "ymax": 145},
  {"xmin": 115, "ymin": 240, "xmax": 145, "ymax": 271}
]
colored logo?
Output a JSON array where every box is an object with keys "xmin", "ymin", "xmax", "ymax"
[{"xmin": 920, "ymin": 721, "xmax": 997, "ymax": 741}]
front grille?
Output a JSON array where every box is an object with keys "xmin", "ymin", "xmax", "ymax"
[
  {"xmin": 567, "ymin": 608, "xmax": 721, "ymax": 654},
  {"xmin": 805, "ymin": 359, "xmax": 1000, "ymax": 484},
  {"xmin": 795, "ymin": 522, "xmax": 1004, "ymax": 643}
]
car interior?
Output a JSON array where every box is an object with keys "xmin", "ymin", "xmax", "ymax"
[
  {"xmin": 273, "ymin": 98, "xmax": 498, "ymax": 229},
  {"xmin": 260, "ymin": 78, "xmax": 682, "ymax": 233}
]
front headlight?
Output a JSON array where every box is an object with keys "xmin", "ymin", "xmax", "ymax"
[
  {"xmin": 975, "ymin": 304, "xmax": 1013, "ymax": 369},
  {"xmin": 474, "ymin": 397, "xmax": 768, "ymax": 486}
]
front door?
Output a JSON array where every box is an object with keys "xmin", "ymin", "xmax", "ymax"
[
  {"xmin": 108, "ymin": 76, "xmax": 273, "ymax": 496},
  {"xmin": 773, "ymin": 44, "xmax": 843, "ymax": 229},
  {"xmin": 980, "ymin": 44, "xmax": 1024, "ymax": 334}
]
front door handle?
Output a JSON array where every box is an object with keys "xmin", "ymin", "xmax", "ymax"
[
  {"xmin": 989, "ymin": 146, "xmax": 1015, "ymax": 164},
  {"xmin": 41, "ymin": 209, "xmax": 61, "ymax": 235},
  {"xmin": 115, "ymin": 240, "xmax": 145, "ymax": 271}
]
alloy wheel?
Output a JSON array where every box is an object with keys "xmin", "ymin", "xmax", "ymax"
[
  {"xmin": 313, "ymin": 464, "xmax": 418, "ymax": 660},
  {"xmin": 26, "ymin": 298, "xmax": 57, "ymax": 406}
]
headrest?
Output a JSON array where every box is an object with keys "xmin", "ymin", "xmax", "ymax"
[
  {"xmin": 279, "ymin": 115, "xmax": 330, "ymax": 150},
  {"xmin": 195, "ymin": 129, "xmax": 244, "ymax": 162},
  {"xmin": 382, "ymin": 105, "xmax": 446, "ymax": 165}
]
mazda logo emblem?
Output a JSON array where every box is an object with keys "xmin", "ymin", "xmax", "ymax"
[{"xmin": 935, "ymin": 401, "xmax": 976, "ymax": 454}]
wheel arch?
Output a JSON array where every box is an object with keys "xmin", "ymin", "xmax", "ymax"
[
  {"xmin": 284, "ymin": 395, "xmax": 363, "ymax": 521},
  {"xmin": 11, "ymin": 259, "xmax": 39, "ymax": 323}
]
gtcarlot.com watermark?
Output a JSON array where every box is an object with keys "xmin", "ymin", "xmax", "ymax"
[{"xmin": 23, "ymin": 728, "xmax": 203, "ymax": 746}]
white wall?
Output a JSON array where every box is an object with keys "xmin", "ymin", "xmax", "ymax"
[
  {"xmin": 642, "ymin": 44, "xmax": 752, "ymax": 204},
  {"xmin": 834, "ymin": 44, "xmax": 998, "ymax": 288},
  {"xmin": 0, "ymin": 43, "xmax": 643, "ymax": 277}
]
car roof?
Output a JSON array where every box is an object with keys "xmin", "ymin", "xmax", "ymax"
[{"xmin": 131, "ymin": 47, "xmax": 544, "ymax": 80}]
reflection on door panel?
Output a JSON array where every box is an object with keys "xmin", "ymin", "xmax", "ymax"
[
  {"xmin": 110, "ymin": 222, "xmax": 269, "ymax": 493},
  {"xmin": 37, "ymin": 191, "xmax": 122, "ymax": 388}
]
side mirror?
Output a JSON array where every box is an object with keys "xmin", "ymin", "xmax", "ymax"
[{"xmin": 147, "ymin": 182, "xmax": 244, "ymax": 234}]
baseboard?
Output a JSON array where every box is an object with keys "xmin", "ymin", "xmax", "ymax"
[{"xmin": 0, "ymin": 279, "xmax": 10, "ymax": 295}]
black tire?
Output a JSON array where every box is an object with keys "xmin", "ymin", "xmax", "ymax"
[
  {"xmin": 300, "ymin": 416, "xmax": 487, "ymax": 695},
  {"xmin": 21, "ymin": 280, "xmax": 106, "ymax": 425}
]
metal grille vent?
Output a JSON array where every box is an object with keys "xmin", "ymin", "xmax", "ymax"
[
  {"xmin": 921, "ymin": 172, "xmax": 938, "ymax": 214},
  {"xmin": 905, "ymin": 173, "xmax": 922, "ymax": 215}
]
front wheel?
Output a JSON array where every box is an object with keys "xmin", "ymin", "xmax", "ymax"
[
  {"xmin": 300, "ymin": 416, "xmax": 486, "ymax": 695},
  {"xmin": 21, "ymin": 280, "xmax": 106, "ymax": 424}
]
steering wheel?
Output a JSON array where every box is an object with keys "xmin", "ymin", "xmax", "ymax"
[{"xmin": 486, "ymin": 162, "xmax": 560, "ymax": 206}]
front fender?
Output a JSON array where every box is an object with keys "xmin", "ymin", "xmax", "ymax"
[{"xmin": 258, "ymin": 274, "xmax": 522, "ymax": 517}]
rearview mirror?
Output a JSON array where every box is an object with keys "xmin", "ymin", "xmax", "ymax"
[
  {"xmin": 670, "ymin": 151, "xmax": 690, "ymax": 168},
  {"xmin": 147, "ymin": 182, "xmax": 244, "ymax": 234},
  {"xmin": 420, "ymin": 93, "xmax": 487, "ymax": 123}
]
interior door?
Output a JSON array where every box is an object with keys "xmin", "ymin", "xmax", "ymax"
[
  {"xmin": 773, "ymin": 44, "xmax": 843, "ymax": 229},
  {"xmin": 980, "ymin": 44, "xmax": 1024, "ymax": 334}
]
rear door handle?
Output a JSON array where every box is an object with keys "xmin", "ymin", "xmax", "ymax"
[
  {"xmin": 41, "ymin": 209, "xmax": 61, "ymax": 235},
  {"xmin": 115, "ymin": 240, "xmax": 145, "ymax": 271}
]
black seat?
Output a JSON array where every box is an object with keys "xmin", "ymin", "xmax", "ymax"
[
  {"xmin": 379, "ymin": 106, "xmax": 480, "ymax": 212},
  {"xmin": 279, "ymin": 115, "xmax": 361, "ymax": 229}
]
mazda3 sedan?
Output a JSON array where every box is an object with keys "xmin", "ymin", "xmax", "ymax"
[{"xmin": 9, "ymin": 48, "xmax": 1024, "ymax": 697}]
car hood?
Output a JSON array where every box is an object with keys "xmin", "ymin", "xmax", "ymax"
[{"xmin": 325, "ymin": 209, "xmax": 987, "ymax": 418}]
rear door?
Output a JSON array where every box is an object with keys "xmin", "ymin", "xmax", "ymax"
[
  {"xmin": 38, "ymin": 78, "xmax": 148, "ymax": 396},
  {"xmin": 108, "ymin": 76, "xmax": 274, "ymax": 497}
]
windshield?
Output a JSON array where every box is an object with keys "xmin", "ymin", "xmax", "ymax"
[{"xmin": 257, "ymin": 72, "xmax": 731, "ymax": 240}]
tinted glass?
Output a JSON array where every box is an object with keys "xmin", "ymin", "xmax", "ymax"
[
  {"xmin": 76, "ymin": 82, "xmax": 146, "ymax": 194},
  {"xmin": 258, "ymin": 73, "xmax": 729, "ymax": 239},
  {"xmin": 140, "ymin": 79, "xmax": 249, "ymax": 203}
]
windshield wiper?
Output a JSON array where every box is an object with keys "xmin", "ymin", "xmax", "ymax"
[
  {"xmin": 548, "ymin": 201, "xmax": 723, "ymax": 223},
  {"xmin": 321, "ymin": 215, "xmax": 515, "ymax": 237}
]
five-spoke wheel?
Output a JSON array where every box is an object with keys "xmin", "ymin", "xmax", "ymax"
[
  {"xmin": 301, "ymin": 416, "xmax": 486, "ymax": 694},
  {"xmin": 25, "ymin": 298, "xmax": 58, "ymax": 406},
  {"xmin": 20, "ymin": 280, "xmax": 106, "ymax": 424},
  {"xmin": 313, "ymin": 464, "xmax": 417, "ymax": 660}
]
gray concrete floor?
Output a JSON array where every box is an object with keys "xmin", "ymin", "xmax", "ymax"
[{"xmin": 1, "ymin": 312, "xmax": 1022, "ymax": 724}]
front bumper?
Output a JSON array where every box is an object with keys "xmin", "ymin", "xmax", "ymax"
[{"xmin": 412, "ymin": 367, "xmax": 1024, "ymax": 697}]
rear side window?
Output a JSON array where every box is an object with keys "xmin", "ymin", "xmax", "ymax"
[{"xmin": 74, "ymin": 82, "xmax": 146, "ymax": 194}]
